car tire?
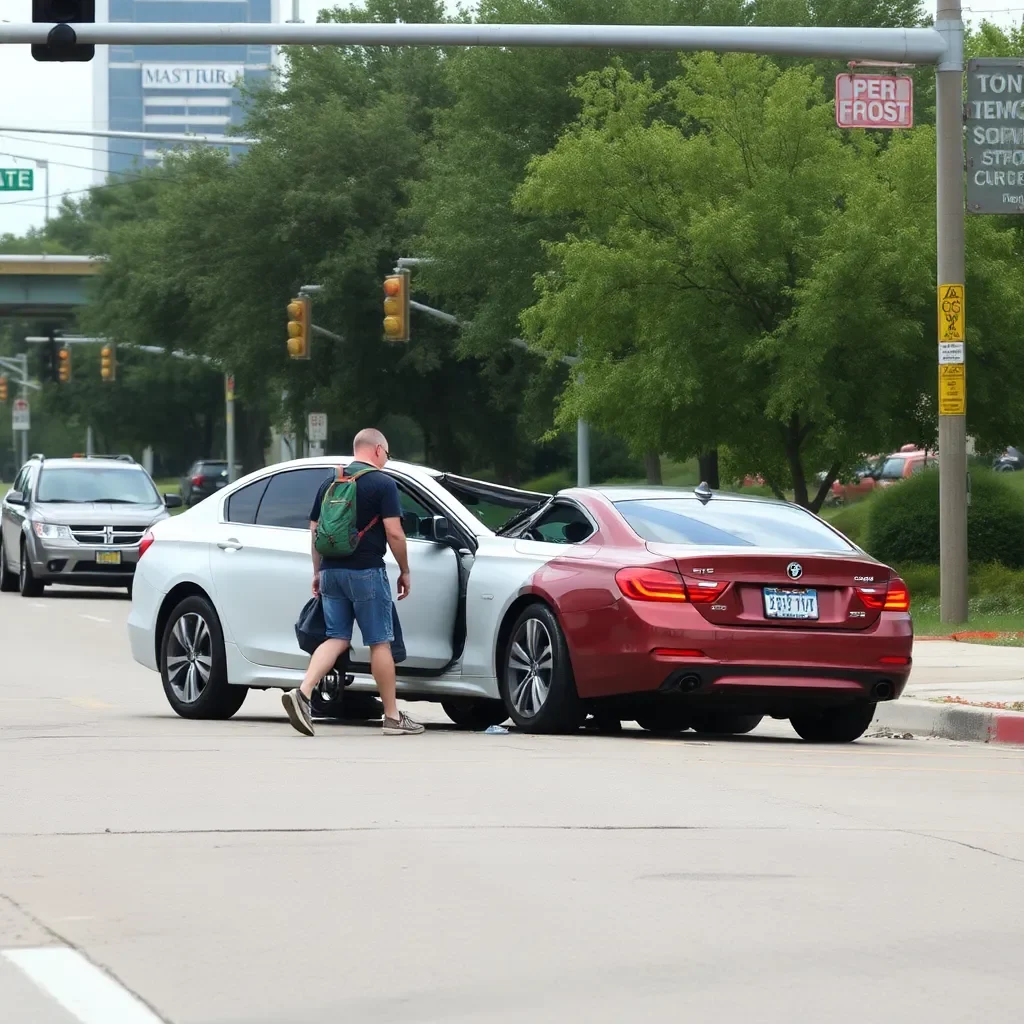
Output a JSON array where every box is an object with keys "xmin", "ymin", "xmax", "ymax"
[
  {"xmin": 160, "ymin": 595, "xmax": 247, "ymax": 719},
  {"xmin": 790, "ymin": 703, "xmax": 876, "ymax": 744},
  {"xmin": 689, "ymin": 712, "xmax": 763, "ymax": 736},
  {"xmin": 635, "ymin": 705, "xmax": 691, "ymax": 735},
  {"xmin": 442, "ymin": 698, "xmax": 509, "ymax": 730},
  {"xmin": 18, "ymin": 541, "xmax": 44, "ymax": 598},
  {"xmin": 0, "ymin": 536, "xmax": 17, "ymax": 593},
  {"xmin": 499, "ymin": 602, "xmax": 580, "ymax": 734}
]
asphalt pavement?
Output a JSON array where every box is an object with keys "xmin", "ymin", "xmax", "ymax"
[{"xmin": 0, "ymin": 587, "xmax": 1022, "ymax": 1024}]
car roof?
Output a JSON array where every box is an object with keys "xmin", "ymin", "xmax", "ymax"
[
  {"xmin": 578, "ymin": 485, "xmax": 780, "ymax": 505},
  {"xmin": 34, "ymin": 458, "xmax": 143, "ymax": 470}
]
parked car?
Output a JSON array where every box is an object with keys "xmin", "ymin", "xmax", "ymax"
[
  {"xmin": 876, "ymin": 445, "xmax": 938, "ymax": 487},
  {"xmin": 993, "ymin": 446, "xmax": 1022, "ymax": 472},
  {"xmin": 0, "ymin": 454, "xmax": 181, "ymax": 596},
  {"xmin": 828, "ymin": 456, "xmax": 884, "ymax": 505},
  {"xmin": 180, "ymin": 460, "xmax": 237, "ymax": 506},
  {"xmin": 128, "ymin": 458, "xmax": 913, "ymax": 743}
]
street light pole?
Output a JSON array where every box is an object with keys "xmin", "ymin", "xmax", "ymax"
[
  {"xmin": 936, "ymin": 2, "xmax": 967, "ymax": 624},
  {"xmin": 35, "ymin": 158, "xmax": 49, "ymax": 225}
]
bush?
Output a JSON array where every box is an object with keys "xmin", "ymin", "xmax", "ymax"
[{"xmin": 866, "ymin": 469, "xmax": 1024, "ymax": 568}]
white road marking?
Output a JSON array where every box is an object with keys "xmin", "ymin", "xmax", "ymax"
[
  {"xmin": 2, "ymin": 947, "xmax": 164, "ymax": 1024},
  {"xmin": 79, "ymin": 615, "xmax": 110, "ymax": 624}
]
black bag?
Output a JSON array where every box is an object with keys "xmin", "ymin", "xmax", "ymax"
[{"xmin": 294, "ymin": 595, "xmax": 407, "ymax": 663}]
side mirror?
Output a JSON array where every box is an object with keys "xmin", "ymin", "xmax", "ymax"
[
  {"xmin": 5, "ymin": 490, "xmax": 26, "ymax": 507},
  {"xmin": 421, "ymin": 515, "xmax": 450, "ymax": 543},
  {"xmin": 164, "ymin": 493, "xmax": 183, "ymax": 509}
]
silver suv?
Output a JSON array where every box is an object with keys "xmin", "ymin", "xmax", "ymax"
[{"xmin": 0, "ymin": 454, "xmax": 181, "ymax": 597}]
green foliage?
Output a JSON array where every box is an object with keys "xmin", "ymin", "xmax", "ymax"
[{"xmin": 866, "ymin": 470, "xmax": 1024, "ymax": 568}]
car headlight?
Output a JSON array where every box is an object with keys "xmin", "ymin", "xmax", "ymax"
[{"xmin": 33, "ymin": 522, "xmax": 73, "ymax": 540}]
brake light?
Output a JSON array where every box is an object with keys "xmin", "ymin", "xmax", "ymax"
[
  {"xmin": 139, "ymin": 530, "xmax": 155, "ymax": 559},
  {"xmin": 615, "ymin": 568, "xmax": 727, "ymax": 603},
  {"xmin": 857, "ymin": 578, "xmax": 910, "ymax": 612},
  {"xmin": 652, "ymin": 648, "xmax": 707, "ymax": 658},
  {"xmin": 192, "ymin": 475, "xmax": 204, "ymax": 487},
  {"xmin": 615, "ymin": 567, "xmax": 688, "ymax": 602}
]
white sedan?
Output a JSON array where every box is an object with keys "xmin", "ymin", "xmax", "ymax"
[{"xmin": 129, "ymin": 457, "xmax": 911, "ymax": 740}]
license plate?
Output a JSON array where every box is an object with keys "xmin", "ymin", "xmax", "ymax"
[
  {"xmin": 763, "ymin": 587, "xmax": 818, "ymax": 620},
  {"xmin": 95, "ymin": 550, "xmax": 122, "ymax": 565}
]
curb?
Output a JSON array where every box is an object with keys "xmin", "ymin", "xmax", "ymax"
[{"xmin": 873, "ymin": 698, "xmax": 1024, "ymax": 746}]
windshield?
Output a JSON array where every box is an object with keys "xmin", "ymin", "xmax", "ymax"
[
  {"xmin": 879, "ymin": 457, "xmax": 906, "ymax": 480},
  {"xmin": 614, "ymin": 498, "xmax": 854, "ymax": 552},
  {"xmin": 36, "ymin": 467, "xmax": 161, "ymax": 505}
]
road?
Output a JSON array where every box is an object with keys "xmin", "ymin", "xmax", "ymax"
[{"xmin": 1, "ymin": 588, "xmax": 1022, "ymax": 1024}]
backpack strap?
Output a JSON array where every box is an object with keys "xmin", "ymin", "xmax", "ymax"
[{"xmin": 343, "ymin": 464, "xmax": 381, "ymax": 539}]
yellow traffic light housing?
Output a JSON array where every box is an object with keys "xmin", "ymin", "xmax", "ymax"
[
  {"xmin": 58, "ymin": 347, "xmax": 72, "ymax": 383},
  {"xmin": 383, "ymin": 271, "xmax": 410, "ymax": 343},
  {"xmin": 0, "ymin": 376, "xmax": 7, "ymax": 402},
  {"xmin": 287, "ymin": 296, "xmax": 311, "ymax": 360},
  {"xmin": 100, "ymin": 343, "xmax": 116, "ymax": 381}
]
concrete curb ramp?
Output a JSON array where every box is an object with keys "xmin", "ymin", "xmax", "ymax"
[{"xmin": 873, "ymin": 697, "xmax": 1024, "ymax": 746}]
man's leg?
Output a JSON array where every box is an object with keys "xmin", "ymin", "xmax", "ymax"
[
  {"xmin": 369, "ymin": 642, "xmax": 398, "ymax": 720},
  {"xmin": 300, "ymin": 638, "xmax": 349, "ymax": 701}
]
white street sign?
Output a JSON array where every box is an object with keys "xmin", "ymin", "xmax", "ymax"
[
  {"xmin": 12, "ymin": 398, "xmax": 29, "ymax": 431},
  {"xmin": 307, "ymin": 412, "xmax": 328, "ymax": 443},
  {"xmin": 939, "ymin": 341, "xmax": 965, "ymax": 365}
]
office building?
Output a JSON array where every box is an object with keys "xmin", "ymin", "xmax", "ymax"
[{"xmin": 93, "ymin": 0, "xmax": 278, "ymax": 179}]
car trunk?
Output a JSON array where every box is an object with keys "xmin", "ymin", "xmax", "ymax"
[{"xmin": 646, "ymin": 546, "xmax": 891, "ymax": 631}]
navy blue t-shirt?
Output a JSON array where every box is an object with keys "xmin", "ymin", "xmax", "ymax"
[{"xmin": 310, "ymin": 463, "xmax": 402, "ymax": 571}]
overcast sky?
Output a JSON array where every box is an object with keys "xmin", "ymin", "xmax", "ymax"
[{"xmin": 0, "ymin": 2, "xmax": 1021, "ymax": 238}]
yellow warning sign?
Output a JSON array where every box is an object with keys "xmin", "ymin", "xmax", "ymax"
[
  {"xmin": 939, "ymin": 362, "xmax": 965, "ymax": 416},
  {"xmin": 938, "ymin": 284, "xmax": 964, "ymax": 342}
]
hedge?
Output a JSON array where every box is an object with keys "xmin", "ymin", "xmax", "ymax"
[{"xmin": 865, "ymin": 468, "xmax": 1024, "ymax": 569}]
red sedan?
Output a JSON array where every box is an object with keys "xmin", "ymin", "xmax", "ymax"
[{"xmin": 511, "ymin": 484, "xmax": 912, "ymax": 742}]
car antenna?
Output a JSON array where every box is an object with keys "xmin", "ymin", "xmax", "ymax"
[{"xmin": 695, "ymin": 481, "xmax": 713, "ymax": 505}]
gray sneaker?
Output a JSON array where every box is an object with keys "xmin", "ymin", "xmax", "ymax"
[
  {"xmin": 282, "ymin": 689, "xmax": 315, "ymax": 737},
  {"xmin": 383, "ymin": 711, "xmax": 425, "ymax": 736}
]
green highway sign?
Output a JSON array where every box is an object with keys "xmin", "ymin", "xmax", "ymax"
[{"xmin": 0, "ymin": 168, "xmax": 34, "ymax": 191}]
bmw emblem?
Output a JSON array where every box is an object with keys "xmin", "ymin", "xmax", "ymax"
[{"xmin": 786, "ymin": 562, "xmax": 803, "ymax": 580}]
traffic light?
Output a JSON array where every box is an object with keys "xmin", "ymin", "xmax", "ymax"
[
  {"xmin": 100, "ymin": 343, "xmax": 116, "ymax": 382},
  {"xmin": 32, "ymin": 1, "xmax": 95, "ymax": 62},
  {"xmin": 0, "ymin": 377, "xmax": 7, "ymax": 403},
  {"xmin": 58, "ymin": 346, "xmax": 72, "ymax": 383},
  {"xmin": 383, "ymin": 271, "xmax": 410, "ymax": 343},
  {"xmin": 286, "ymin": 296, "xmax": 311, "ymax": 360}
]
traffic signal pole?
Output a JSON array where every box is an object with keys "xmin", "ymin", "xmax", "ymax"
[
  {"xmin": 935, "ymin": 2, "xmax": 967, "ymax": 624},
  {"xmin": 3, "ymin": 10, "xmax": 967, "ymax": 617}
]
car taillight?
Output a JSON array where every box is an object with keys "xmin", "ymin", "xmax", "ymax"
[
  {"xmin": 615, "ymin": 568, "xmax": 727, "ymax": 603},
  {"xmin": 139, "ymin": 530, "xmax": 155, "ymax": 559},
  {"xmin": 857, "ymin": 578, "xmax": 910, "ymax": 612},
  {"xmin": 192, "ymin": 475, "xmax": 204, "ymax": 487}
]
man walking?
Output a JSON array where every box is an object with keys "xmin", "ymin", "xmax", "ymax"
[{"xmin": 282, "ymin": 428, "xmax": 424, "ymax": 737}]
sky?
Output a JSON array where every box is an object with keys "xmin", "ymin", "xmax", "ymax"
[{"xmin": 0, "ymin": 2, "xmax": 1022, "ymax": 239}]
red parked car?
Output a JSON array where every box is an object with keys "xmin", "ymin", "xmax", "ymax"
[{"xmin": 876, "ymin": 445, "xmax": 938, "ymax": 487}]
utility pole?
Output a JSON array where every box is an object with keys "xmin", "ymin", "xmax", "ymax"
[
  {"xmin": 936, "ymin": 2, "xmax": 967, "ymax": 624},
  {"xmin": 35, "ymin": 158, "xmax": 49, "ymax": 224},
  {"xmin": 225, "ymin": 373, "xmax": 236, "ymax": 483}
]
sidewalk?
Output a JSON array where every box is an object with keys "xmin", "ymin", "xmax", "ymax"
[{"xmin": 873, "ymin": 640, "xmax": 1024, "ymax": 745}]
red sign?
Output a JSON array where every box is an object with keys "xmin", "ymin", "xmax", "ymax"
[{"xmin": 835, "ymin": 74, "xmax": 913, "ymax": 129}]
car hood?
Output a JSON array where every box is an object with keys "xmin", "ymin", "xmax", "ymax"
[{"xmin": 31, "ymin": 503, "xmax": 168, "ymax": 525}]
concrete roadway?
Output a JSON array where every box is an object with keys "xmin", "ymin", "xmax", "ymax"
[{"xmin": 0, "ymin": 587, "xmax": 1021, "ymax": 1024}]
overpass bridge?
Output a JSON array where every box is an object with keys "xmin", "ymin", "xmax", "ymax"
[{"xmin": 0, "ymin": 254, "xmax": 103, "ymax": 318}]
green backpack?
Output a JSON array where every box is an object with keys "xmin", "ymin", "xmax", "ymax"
[{"xmin": 314, "ymin": 465, "xmax": 380, "ymax": 558}]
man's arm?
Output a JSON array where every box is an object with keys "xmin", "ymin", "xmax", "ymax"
[
  {"xmin": 384, "ymin": 518, "xmax": 410, "ymax": 599},
  {"xmin": 309, "ymin": 521, "xmax": 322, "ymax": 596}
]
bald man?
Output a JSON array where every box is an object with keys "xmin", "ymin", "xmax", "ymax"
[{"xmin": 282, "ymin": 428, "xmax": 424, "ymax": 737}]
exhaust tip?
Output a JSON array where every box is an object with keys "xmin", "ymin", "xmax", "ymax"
[
  {"xmin": 679, "ymin": 674, "xmax": 702, "ymax": 693},
  {"xmin": 873, "ymin": 680, "xmax": 894, "ymax": 701}
]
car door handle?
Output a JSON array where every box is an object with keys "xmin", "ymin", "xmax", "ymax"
[{"xmin": 217, "ymin": 539, "xmax": 243, "ymax": 551}]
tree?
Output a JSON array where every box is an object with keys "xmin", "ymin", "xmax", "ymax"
[{"xmin": 515, "ymin": 55, "xmax": 1024, "ymax": 510}]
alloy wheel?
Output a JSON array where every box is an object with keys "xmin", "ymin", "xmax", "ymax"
[
  {"xmin": 166, "ymin": 612, "xmax": 213, "ymax": 704},
  {"xmin": 507, "ymin": 617, "xmax": 554, "ymax": 718}
]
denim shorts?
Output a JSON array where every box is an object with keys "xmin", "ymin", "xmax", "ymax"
[{"xmin": 320, "ymin": 567, "xmax": 395, "ymax": 647}]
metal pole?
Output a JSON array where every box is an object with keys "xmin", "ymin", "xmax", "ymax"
[
  {"xmin": 36, "ymin": 159, "xmax": 49, "ymax": 225},
  {"xmin": 225, "ymin": 373, "xmax": 236, "ymax": 483},
  {"xmin": 289, "ymin": 0, "xmax": 302, "ymax": 22},
  {"xmin": 936, "ymin": 2, "xmax": 967, "ymax": 624},
  {"xmin": 86, "ymin": 424, "xmax": 94, "ymax": 458}
]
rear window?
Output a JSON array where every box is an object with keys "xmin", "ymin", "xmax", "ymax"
[{"xmin": 614, "ymin": 498, "xmax": 853, "ymax": 551}]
